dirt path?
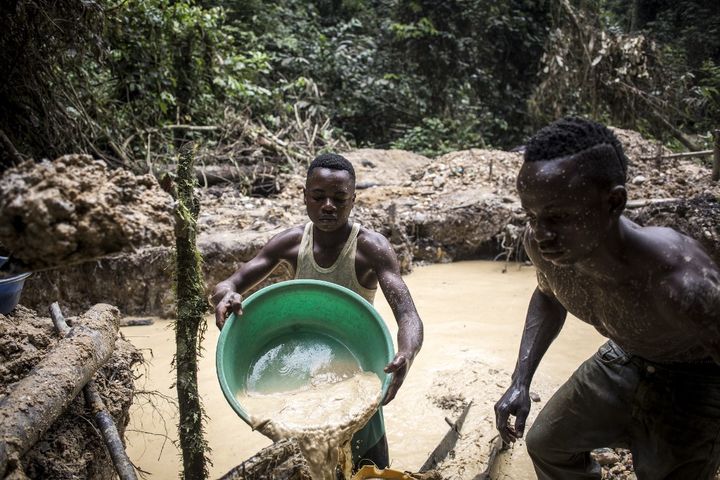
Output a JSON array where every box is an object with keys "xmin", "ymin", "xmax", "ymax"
[{"xmin": 123, "ymin": 260, "xmax": 605, "ymax": 478}]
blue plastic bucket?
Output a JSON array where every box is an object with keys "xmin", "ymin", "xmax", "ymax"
[{"xmin": 0, "ymin": 272, "xmax": 31, "ymax": 315}]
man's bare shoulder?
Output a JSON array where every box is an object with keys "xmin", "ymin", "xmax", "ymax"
[
  {"xmin": 356, "ymin": 226, "xmax": 393, "ymax": 252},
  {"xmin": 263, "ymin": 225, "xmax": 305, "ymax": 257},
  {"xmin": 356, "ymin": 226, "xmax": 399, "ymax": 271},
  {"xmin": 630, "ymin": 223, "xmax": 717, "ymax": 275},
  {"xmin": 648, "ymin": 230, "xmax": 720, "ymax": 296}
]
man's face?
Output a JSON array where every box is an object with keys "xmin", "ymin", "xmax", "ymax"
[
  {"xmin": 304, "ymin": 167, "xmax": 356, "ymax": 232},
  {"xmin": 517, "ymin": 156, "xmax": 618, "ymax": 266}
]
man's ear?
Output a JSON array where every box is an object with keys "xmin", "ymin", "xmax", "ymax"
[{"xmin": 608, "ymin": 185, "xmax": 627, "ymax": 216}]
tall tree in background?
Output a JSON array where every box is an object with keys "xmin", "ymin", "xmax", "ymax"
[{"xmin": 388, "ymin": 0, "xmax": 551, "ymax": 150}]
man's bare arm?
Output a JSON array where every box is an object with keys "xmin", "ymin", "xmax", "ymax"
[
  {"xmin": 368, "ymin": 233, "xmax": 423, "ymax": 405},
  {"xmin": 211, "ymin": 227, "xmax": 301, "ymax": 329},
  {"xmin": 494, "ymin": 271, "xmax": 567, "ymax": 444}
]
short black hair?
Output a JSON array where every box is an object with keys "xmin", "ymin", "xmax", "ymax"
[
  {"xmin": 307, "ymin": 153, "xmax": 356, "ymax": 182},
  {"xmin": 525, "ymin": 117, "xmax": 628, "ymax": 187}
]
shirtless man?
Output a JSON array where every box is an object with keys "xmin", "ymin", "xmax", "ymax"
[
  {"xmin": 212, "ymin": 153, "xmax": 423, "ymax": 470},
  {"xmin": 494, "ymin": 117, "xmax": 720, "ymax": 479}
]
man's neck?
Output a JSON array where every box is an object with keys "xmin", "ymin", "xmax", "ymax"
[{"xmin": 312, "ymin": 221, "xmax": 353, "ymax": 249}]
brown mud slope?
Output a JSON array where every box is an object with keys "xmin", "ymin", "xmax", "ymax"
[
  {"xmin": 10, "ymin": 129, "xmax": 720, "ymax": 316},
  {"xmin": 0, "ymin": 154, "xmax": 174, "ymax": 269},
  {"xmin": 0, "ymin": 306, "xmax": 142, "ymax": 479}
]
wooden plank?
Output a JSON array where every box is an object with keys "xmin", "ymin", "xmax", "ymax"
[{"xmin": 418, "ymin": 402, "xmax": 473, "ymax": 472}]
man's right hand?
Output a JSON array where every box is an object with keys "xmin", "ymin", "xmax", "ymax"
[
  {"xmin": 214, "ymin": 291, "xmax": 243, "ymax": 330},
  {"xmin": 494, "ymin": 382, "xmax": 531, "ymax": 444}
]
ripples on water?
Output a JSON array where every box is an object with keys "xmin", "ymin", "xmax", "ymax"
[{"xmin": 246, "ymin": 331, "xmax": 362, "ymax": 394}]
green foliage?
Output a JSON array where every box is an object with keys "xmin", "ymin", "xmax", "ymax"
[
  {"xmin": 0, "ymin": 0, "xmax": 104, "ymax": 166},
  {"xmin": 2, "ymin": 0, "xmax": 719, "ymax": 166},
  {"xmin": 391, "ymin": 116, "xmax": 485, "ymax": 157},
  {"xmin": 690, "ymin": 60, "xmax": 720, "ymax": 131},
  {"xmin": 530, "ymin": 0, "xmax": 720, "ymax": 146},
  {"xmin": 99, "ymin": 0, "xmax": 272, "ymax": 164},
  {"xmin": 106, "ymin": 0, "xmax": 270, "ymax": 121},
  {"xmin": 243, "ymin": 0, "xmax": 551, "ymax": 151}
]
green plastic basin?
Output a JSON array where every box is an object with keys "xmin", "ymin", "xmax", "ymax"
[{"xmin": 216, "ymin": 279, "xmax": 394, "ymax": 425}]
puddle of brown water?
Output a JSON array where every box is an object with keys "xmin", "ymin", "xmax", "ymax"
[{"xmin": 123, "ymin": 260, "xmax": 604, "ymax": 479}]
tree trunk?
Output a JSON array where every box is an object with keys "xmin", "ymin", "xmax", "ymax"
[
  {"xmin": 0, "ymin": 304, "xmax": 119, "ymax": 477},
  {"xmin": 174, "ymin": 142, "xmax": 210, "ymax": 480}
]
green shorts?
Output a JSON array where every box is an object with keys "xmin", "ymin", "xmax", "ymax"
[{"xmin": 351, "ymin": 408, "xmax": 385, "ymax": 463}]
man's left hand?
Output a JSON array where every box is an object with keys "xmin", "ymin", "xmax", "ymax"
[{"xmin": 382, "ymin": 352, "xmax": 412, "ymax": 405}]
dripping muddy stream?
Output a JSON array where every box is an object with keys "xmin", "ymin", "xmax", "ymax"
[{"xmin": 124, "ymin": 260, "xmax": 605, "ymax": 478}]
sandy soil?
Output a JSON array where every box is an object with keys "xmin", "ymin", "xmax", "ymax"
[{"xmin": 123, "ymin": 260, "xmax": 605, "ymax": 479}]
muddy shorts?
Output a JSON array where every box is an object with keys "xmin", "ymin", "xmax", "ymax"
[{"xmin": 525, "ymin": 340, "xmax": 720, "ymax": 480}]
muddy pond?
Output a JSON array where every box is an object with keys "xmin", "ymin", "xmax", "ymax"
[{"xmin": 123, "ymin": 260, "xmax": 605, "ymax": 478}]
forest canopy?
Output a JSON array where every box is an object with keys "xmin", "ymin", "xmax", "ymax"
[{"xmin": 0, "ymin": 0, "xmax": 718, "ymax": 170}]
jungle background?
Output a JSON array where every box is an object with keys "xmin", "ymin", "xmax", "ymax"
[{"xmin": 1, "ymin": 0, "xmax": 719, "ymax": 171}]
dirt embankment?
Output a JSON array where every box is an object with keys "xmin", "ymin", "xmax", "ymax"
[
  {"xmin": 0, "ymin": 306, "xmax": 142, "ymax": 478},
  {"xmin": 0, "ymin": 154, "xmax": 174, "ymax": 269},
  {"xmin": 3, "ymin": 128, "xmax": 719, "ymax": 316}
]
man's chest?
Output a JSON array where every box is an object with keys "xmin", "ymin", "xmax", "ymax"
[{"xmin": 547, "ymin": 272, "xmax": 666, "ymax": 339}]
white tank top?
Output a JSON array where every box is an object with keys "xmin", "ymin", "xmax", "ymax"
[{"xmin": 294, "ymin": 222, "xmax": 377, "ymax": 304}]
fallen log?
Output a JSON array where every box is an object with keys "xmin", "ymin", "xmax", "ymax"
[
  {"xmin": 161, "ymin": 164, "xmax": 279, "ymax": 188},
  {"xmin": 50, "ymin": 303, "xmax": 138, "ymax": 480},
  {"xmin": 0, "ymin": 303, "xmax": 120, "ymax": 478},
  {"xmin": 119, "ymin": 317, "xmax": 155, "ymax": 327},
  {"xmin": 192, "ymin": 164, "xmax": 277, "ymax": 188},
  {"xmin": 625, "ymin": 198, "xmax": 679, "ymax": 209}
]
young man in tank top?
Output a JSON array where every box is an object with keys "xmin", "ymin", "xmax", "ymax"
[
  {"xmin": 494, "ymin": 117, "xmax": 720, "ymax": 479},
  {"xmin": 212, "ymin": 153, "xmax": 424, "ymax": 470}
]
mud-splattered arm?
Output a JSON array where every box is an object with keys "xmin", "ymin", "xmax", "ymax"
[
  {"xmin": 494, "ymin": 270, "xmax": 567, "ymax": 444},
  {"xmin": 369, "ymin": 233, "xmax": 423, "ymax": 405},
  {"xmin": 211, "ymin": 227, "xmax": 302, "ymax": 329}
]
